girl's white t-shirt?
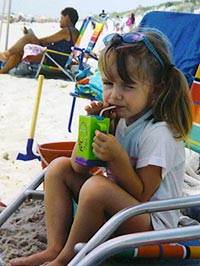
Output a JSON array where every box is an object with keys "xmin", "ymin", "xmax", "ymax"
[{"xmin": 115, "ymin": 110, "xmax": 185, "ymax": 230}]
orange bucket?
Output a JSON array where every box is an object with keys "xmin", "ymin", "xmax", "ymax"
[{"xmin": 37, "ymin": 141, "xmax": 76, "ymax": 169}]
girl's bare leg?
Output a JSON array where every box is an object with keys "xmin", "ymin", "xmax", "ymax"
[
  {"xmin": 0, "ymin": 33, "xmax": 40, "ymax": 74},
  {"xmin": 10, "ymin": 157, "xmax": 90, "ymax": 266},
  {"xmin": 48, "ymin": 175, "xmax": 152, "ymax": 266}
]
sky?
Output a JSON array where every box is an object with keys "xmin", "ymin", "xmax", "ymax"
[{"xmin": 0, "ymin": 0, "xmax": 173, "ymax": 19}]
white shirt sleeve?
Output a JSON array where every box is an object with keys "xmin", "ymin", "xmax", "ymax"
[{"xmin": 136, "ymin": 122, "xmax": 185, "ymax": 179}]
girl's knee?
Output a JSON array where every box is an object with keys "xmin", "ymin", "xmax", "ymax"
[
  {"xmin": 79, "ymin": 175, "xmax": 110, "ymax": 201},
  {"xmin": 45, "ymin": 157, "xmax": 71, "ymax": 182},
  {"xmin": 50, "ymin": 156, "xmax": 71, "ymax": 169}
]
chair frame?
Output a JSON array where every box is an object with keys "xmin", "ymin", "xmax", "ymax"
[
  {"xmin": 35, "ymin": 49, "xmax": 73, "ymax": 80},
  {"xmin": 69, "ymin": 196, "xmax": 200, "ymax": 265}
]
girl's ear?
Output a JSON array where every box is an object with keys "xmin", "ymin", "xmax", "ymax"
[
  {"xmin": 154, "ymin": 81, "xmax": 164, "ymax": 95},
  {"xmin": 151, "ymin": 82, "xmax": 164, "ymax": 104}
]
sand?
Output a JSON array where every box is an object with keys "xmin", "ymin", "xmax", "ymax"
[
  {"xmin": 0, "ymin": 18, "xmax": 200, "ymax": 266},
  {"xmin": 0, "ymin": 200, "xmax": 46, "ymax": 265}
]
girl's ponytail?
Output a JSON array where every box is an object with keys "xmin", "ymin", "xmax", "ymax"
[{"xmin": 153, "ymin": 66, "xmax": 193, "ymax": 141}]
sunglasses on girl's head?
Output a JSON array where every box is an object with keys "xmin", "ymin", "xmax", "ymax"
[{"xmin": 103, "ymin": 32, "xmax": 164, "ymax": 69}]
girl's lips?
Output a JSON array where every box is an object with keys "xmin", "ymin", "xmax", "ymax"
[{"xmin": 115, "ymin": 106, "xmax": 124, "ymax": 111}]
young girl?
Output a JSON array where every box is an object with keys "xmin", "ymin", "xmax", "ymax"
[{"xmin": 11, "ymin": 29, "xmax": 192, "ymax": 266}]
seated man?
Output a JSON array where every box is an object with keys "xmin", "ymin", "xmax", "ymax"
[{"xmin": 0, "ymin": 7, "xmax": 79, "ymax": 74}]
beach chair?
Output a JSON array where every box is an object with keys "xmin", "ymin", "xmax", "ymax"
[
  {"xmin": 139, "ymin": 11, "xmax": 200, "ymax": 87},
  {"xmin": 63, "ymin": 18, "xmax": 105, "ymax": 131},
  {"xmin": 33, "ymin": 17, "xmax": 104, "ymax": 81}
]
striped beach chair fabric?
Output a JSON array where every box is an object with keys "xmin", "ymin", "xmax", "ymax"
[{"xmin": 188, "ymin": 65, "xmax": 200, "ymax": 153}]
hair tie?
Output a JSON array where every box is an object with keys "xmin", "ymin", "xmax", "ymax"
[
  {"xmin": 166, "ymin": 64, "xmax": 174, "ymax": 71},
  {"xmin": 111, "ymin": 35, "xmax": 123, "ymax": 47}
]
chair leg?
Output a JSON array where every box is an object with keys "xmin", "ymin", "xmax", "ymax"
[
  {"xmin": 39, "ymin": 53, "xmax": 75, "ymax": 81},
  {"xmin": 68, "ymin": 97, "xmax": 77, "ymax": 133},
  {"xmin": 35, "ymin": 53, "xmax": 46, "ymax": 78}
]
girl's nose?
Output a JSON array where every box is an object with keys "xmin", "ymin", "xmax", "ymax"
[{"xmin": 110, "ymin": 87, "xmax": 123, "ymax": 101}]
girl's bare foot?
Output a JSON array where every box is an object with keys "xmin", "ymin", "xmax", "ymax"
[
  {"xmin": 10, "ymin": 249, "xmax": 59, "ymax": 266},
  {"xmin": 0, "ymin": 51, "xmax": 10, "ymax": 62}
]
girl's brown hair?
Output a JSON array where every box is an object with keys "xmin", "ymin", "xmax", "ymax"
[{"xmin": 98, "ymin": 29, "xmax": 193, "ymax": 141}]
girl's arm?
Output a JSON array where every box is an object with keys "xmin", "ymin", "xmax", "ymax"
[
  {"xmin": 93, "ymin": 131, "xmax": 162, "ymax": 202},
  {"xmin": 70, "ymin": 142, "xmax": 93, "ymax": 175}
]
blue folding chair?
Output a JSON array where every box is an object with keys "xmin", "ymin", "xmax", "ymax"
[{"xmin": 139, "ymin": 11, "xmax": 200, "ymax": 87}]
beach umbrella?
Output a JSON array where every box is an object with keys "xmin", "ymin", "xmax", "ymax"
[
  {"xmin": 0, "ymin": 0, "xmax": 12, "ymax": 50},
  {"xmin": 0, "ymin": 0, "xmax": 6, "ymax": 44},
  {"xmin": 5, "ymin": 0, "xmax": 12, "ymax": 50}
]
